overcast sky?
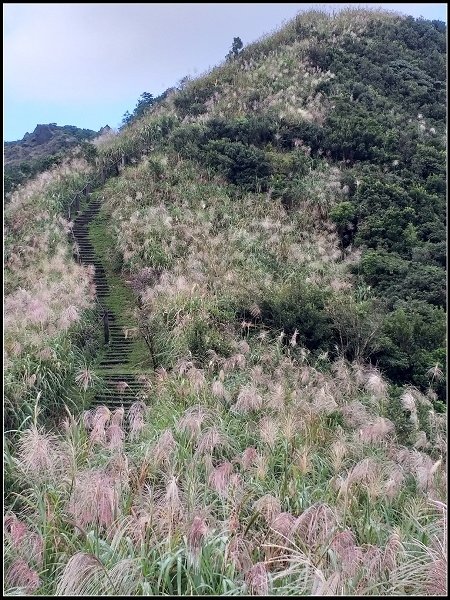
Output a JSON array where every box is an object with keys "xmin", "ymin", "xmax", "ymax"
[{"xmin": 3, "ymin": 3, "xmax": 447, "ymax": 141}]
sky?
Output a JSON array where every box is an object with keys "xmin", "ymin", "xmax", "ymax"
[{"xmin": 3, "ymin": 3, "xmax": 447, "ymax": 141}]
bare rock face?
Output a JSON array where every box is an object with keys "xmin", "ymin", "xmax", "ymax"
[
  {"xmin": 30, "ymin": 124, "xmax": 56, "ymax": 145},
  {"xmin": 98, "ymin": 125, "xmax": 112, "ymax": 136},
  {"xmin": 5, "ymin": 123, "xmax": 99, "ymax": 168}
]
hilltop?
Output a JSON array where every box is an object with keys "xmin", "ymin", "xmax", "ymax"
[{"xmin": 4, "ymin": 8, "xmax": 447, "ymax": 597}]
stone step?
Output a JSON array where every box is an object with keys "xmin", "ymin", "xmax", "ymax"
[
  {"xmin": 91, "ymin": 399, "xmax": 135, "ymax": 405},
  {"xmin": 77, "ymin": 211, "xmax": 100, "ymax": 216},
  {"xmin": 101, "ymin": 380, "xmax": 141, "ymax": 386},
  {"xmin": 107, "ymin": 346, "xmax": 132, "ymax": 350},
  {"xmin": 101, "ymin": 386, "xmax": 141, "ymax": 391},
  {"xmin": 105, "ymin": 344, "xmax": 129, "ymax": 349},
  {"xmin": 99, "ymin": 361, "xmax": 130, "ymax": 367},
  {"xmin": 99, "ymin": 382, "xmax": 141, "ymax": 388},
  {"xmin": 98, "ymin": 390, "xmax": 142, "ymax": 397},
  {"xmin": 102, "ymin": 380, "xmax": 143, "ymax": 385},
  {"xmin": 98, "ymin": 379, "xmax": 143, "ymax": 394},
  {"xmin": 94, "ymin": 393, "xmax": 141, "ymax": 401},
  {"xmin": 107, "ymin": 331, "xmax": 127, "ymax": 336},
  {"xmin": 90, "ymin": 400, "xmax": 137, "ymax": 409}
]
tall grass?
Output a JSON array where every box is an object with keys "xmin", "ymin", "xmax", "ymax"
[
  {"xmin": 4, "ymin": 6, "xmax": 446, "ymax": 596},
  {"xmin": 4, "ymin": 153, "xmax": 98, "ymax": 429},
  {"xmin": 4, "ymin": 352, "xmax": 446, "ymax": 595}
]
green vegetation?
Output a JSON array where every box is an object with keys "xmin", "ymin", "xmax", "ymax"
[
  {"xmin": 226, "ymin": 36, "xmax": 244, "ymax": 61},
  {"xmin": 4, "ymin": 7, "xmax": 446, "ymax": 597},
  {"xmin": 4, "ymin": 155, "xmax": 100, "ymax": 430},
  {"xmin": 4, "ymin": 124, "xmax": 100, "ymax": 195},
  {"xmin": 88, "ymin": 206, "xmax": 153, "ymax": 372}
]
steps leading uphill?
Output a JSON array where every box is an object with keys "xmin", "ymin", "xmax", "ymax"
[{"xmin": 72, "ymin": 199, "xmax": 146, "ymax": 409}]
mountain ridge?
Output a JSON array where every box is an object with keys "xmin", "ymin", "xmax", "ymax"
[{"xmin": 4, "ymin": 122, "xmax": 109, "ymax": 165}]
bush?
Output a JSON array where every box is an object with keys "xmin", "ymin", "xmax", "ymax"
[
  {"xmin": 173, "ymin": 82, "xmax": 217, "ymax": 118},
  {"xmin": 330, "ymin": 201, "xmax": 358, "ymax": 248},
  {"xmin": 326, "ymin": 294, "xmax": 385, "ymax": 362},
  {"xmin": 258, "ymin": 282, "xmax": 333, "ymax": 351},
  {"xmin": 374, "ymin": 300, "xmax": 446, "ymax": 396},
  {"xmin": 205, "ymin": 115, "xmax": 276, "ymax": 146},
  {"xmin": 202, "ymin": 140, "xmax": 272, "ymax": 190}
]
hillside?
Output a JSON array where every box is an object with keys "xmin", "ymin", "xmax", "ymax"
[
  {"xmin": 4, "ymin": 8, "xmax": 447, "ymax": 597},
  {"xmin": 4, "ymin": 123, "xmax": 110, "ymax": 194}
]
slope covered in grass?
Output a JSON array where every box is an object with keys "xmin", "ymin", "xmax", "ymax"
[
  {"xmin": 98, "ymin": 7, "xmax": 446, "ymax": 400},
  {"xmin": 4, "ymin": 155, "xmax": 99, "ymax": 429},
  {"xmin": 4, "ymin": 7, "xmax": 447, "ymax": 597}
]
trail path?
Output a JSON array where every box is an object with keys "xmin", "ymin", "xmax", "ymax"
[{"xmin": 72, "ymin": 198, "xmax": 146, "ymax": 408}]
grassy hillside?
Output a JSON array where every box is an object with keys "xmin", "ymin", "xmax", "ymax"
[
  {"xmin": 4, "ymin": 155, "xmax": 99, "ymax": 429},
  {"xmin": 4, "ymin": 8, "xmax": 447, "ymax": 597},
  {"xmin": 99, "ymin": 7, "xmax": 446, "ymax": 401}
]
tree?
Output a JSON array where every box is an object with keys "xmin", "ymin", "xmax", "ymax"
[
  {"xmin": 121, "ymin": 92, "xmax": 155, "ymax": 129},
  {"xmin": 226, "ymin": 37, "xmax": 243, "ymax": 61},
  {"xmin": 134, "ymin": 92, "xmax": 155, "ymax": 119}
]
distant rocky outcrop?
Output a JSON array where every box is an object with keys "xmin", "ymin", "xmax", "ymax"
[
  {"xmin": 4, "ymin": 123, "xmax": 110, "ymax": 194},
  {"xmin": 97, "ymin": 125, "xmax": 112, "ymax": 137},
  {"xmin": 4, "ymin": 123, "xmax": 104, "ymax": 167}
]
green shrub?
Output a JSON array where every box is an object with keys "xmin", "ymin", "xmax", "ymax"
[
  {"xmin": 258, "ymin": 282, "xmax": 333, "ymax": 351},
  {"xmin": 202, "ymin": 139, "xmax": 272, "ymax": 190}
]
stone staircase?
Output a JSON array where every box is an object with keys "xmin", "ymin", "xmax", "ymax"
[{"xmin": 72, "ymin": 198, "xmax": 145, "ymax": 409}]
